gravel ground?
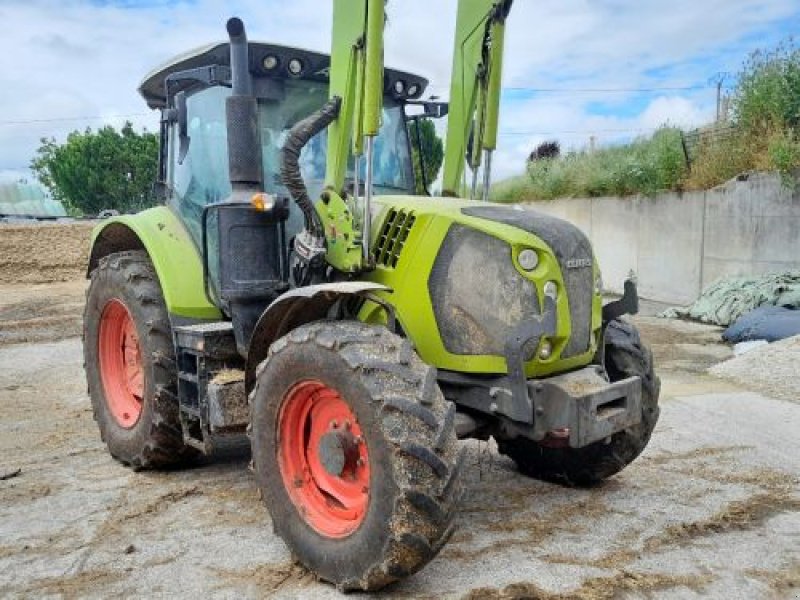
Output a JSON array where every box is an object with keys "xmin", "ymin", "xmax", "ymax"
[
  {"xmin": 0, "ymin": 280, "xmax": 86, "ymax": 347},
  {"xmin": 710, "ymin": 335, "xmax": 800, "ymax": 403},
  {"xmin": 0, "ymin": 282, "xmax": 798, "ymax": 599},
  {"xmin": 0, "ymin": 222, "xmax": 94, "ymax": 284}
]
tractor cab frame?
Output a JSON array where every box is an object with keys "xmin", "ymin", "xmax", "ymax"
[{"xmin": 138, "ymin": 37, "xmax": 437, "ymax": 358}]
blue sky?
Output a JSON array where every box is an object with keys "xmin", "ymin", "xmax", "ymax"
[{"xmin": 0, "ymin": 0, "xmax": 798, "ymax": 182}]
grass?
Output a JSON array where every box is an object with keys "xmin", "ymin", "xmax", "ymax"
[
  {"xmin": 492, "ymin": 37, "xmax": 800, "ymax": 203},
  {"xmin": 494, "ymin": 128, "xmax": 687, "ymax": 202}
]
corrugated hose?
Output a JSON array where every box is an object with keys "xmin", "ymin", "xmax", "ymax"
[{"xmin": 280, "ymin": 96, "xmax": 342, "ymax": 239}]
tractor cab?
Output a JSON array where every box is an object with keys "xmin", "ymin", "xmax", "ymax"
[{"xmin": 138, "ymin": 41, "xmax": 427, "ymax": 251}]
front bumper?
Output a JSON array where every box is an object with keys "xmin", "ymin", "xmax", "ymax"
[
  {"xmin": 528, "ymin": 366, "xmax": 642, "ymax": 447},
  {"xmin": 506, "ymin": 278, "xmax": 642, "ymax": 447},
  {"xmin": 441, "ymin": 277, "xmax": 643, "ymax": 448}
]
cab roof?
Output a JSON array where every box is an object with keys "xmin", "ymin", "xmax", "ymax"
[{"xmin": 138, "ymin": 41, "xmax": 429, "ymax": 109}]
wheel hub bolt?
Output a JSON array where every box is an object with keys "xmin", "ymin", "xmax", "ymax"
[{"xmin": 318, "ymin": 430, "xmax": 360, "ymax": 477}]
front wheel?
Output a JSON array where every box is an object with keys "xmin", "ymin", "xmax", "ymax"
[
  {"xmin": 497, "ymin": 319, "xmax": 660, "ymax": 486},
  {"xmin": 249, "ymin": 321, "xmax": 463, "ymax": 591},
  {"xmin": 83, "ymin": 251, "xmax": 197, "ymax": 469}
]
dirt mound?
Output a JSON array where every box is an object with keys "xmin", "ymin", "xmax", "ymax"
[
  {"xmin": 709, "ymin": 334, "xmax": 800, "ymax": 403},
  {"xmin": 0, "ymin": 221, "xmax": 95, "ymax": 284}
]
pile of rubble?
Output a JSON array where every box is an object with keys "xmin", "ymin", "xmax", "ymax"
[{"xmin": 710, "ymin": 334, "xmax": 800, "ymax": 403}]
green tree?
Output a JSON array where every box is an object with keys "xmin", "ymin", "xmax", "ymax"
[
  {"xmin": 528, "ymin": 140, "xmax": 560, "ymax": 163},
  {"xmin": 31, "ymin": 122, "xmax": 159, "ymax": 216},
  {"xmin": 409, "ymin": 118, "xmax": 444, "ymax": 194}
]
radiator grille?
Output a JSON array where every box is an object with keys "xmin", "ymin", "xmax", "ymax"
[
  {"xmin": 559, "ymin": 254, "xmax": 594, "ymax": 358},
  {"xmin": 374, "ymin": 209, "xmax": 416, "ymax": 269}
]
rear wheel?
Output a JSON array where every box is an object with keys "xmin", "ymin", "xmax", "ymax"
[
  {"xmin": 83, "ymin": 251, "xmax": 198, "ymax": 469},
  {"xmin": 250, "ymin": 321, "xmax": 463, "ymax": 591},
  {"xmin": 497, "ymin": 319, "xmax": 660, "ymax": 486}
]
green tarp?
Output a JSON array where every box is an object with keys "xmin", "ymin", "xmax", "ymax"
[
  {"xmin": 0, "ymin": 183, "xmax": 66, "ymax": 217},
  {"xmin": 660, "ymin": 271, "xmax": 800, "ymax": 326}
]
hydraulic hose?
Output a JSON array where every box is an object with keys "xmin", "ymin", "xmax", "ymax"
[{"xmin": 280, "ymin": 96, "xmax": 342, "ymax": 238}]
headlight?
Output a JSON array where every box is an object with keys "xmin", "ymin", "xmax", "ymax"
[
  {"xmin": 262, "ymin": 55, "xmax": 279, "ymax": 70},
  {"xmin": 288, "ymin": 58, "xmax": 304, "ymax": 76},
  {"xmin": 539, "ymin": 340, "xmax": 552, "ymax": 359},
  {"xmin": 544, "ymin": 281, "xmax": 558, "ymax": 299},
  {"xmin": 518, "ymin": 249, "xmax": 539, "ymax": 271}
]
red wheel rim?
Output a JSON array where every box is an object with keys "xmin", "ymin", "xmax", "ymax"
[
  {"xmin": 98, "ymin": 299, "xmax": 144, "ymax": 429},
  {"xmin": 277, "ymin": 380, "xmax": 370, "ymax": 538}
]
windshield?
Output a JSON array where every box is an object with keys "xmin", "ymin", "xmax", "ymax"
[
  {"xmin": 169, "ymin": 80, "xmax": 415, "ymax": 246},
  {"xmin": 260, "ymin": 79, "xmax": 414, "ymax": 197}
]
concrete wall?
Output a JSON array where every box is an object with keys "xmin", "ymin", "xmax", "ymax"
[{"xmin": 523, "ymin": 173, "xmax": 800, "ymax": 305}]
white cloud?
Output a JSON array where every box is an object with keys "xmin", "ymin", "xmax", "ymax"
[
  {"xmin": 0, "ymin": 0, "xmax": 795, "ymax": 185},
  {"xmin": 638, "ymin": 96, "xmax": 710, "ymax": 130}
]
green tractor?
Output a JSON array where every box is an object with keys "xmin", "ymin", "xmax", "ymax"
[{"xmin": 83, "ymin": 0, "xmax": 659, "ymax": 591}]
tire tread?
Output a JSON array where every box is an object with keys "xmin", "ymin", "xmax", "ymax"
[
  {"xmin": 250, "ymin": 320, "xmax": 463, "ymax": 591},
  {"xmin": 84, "ymin": 250, "xmax": 197, "ymax": 470}
]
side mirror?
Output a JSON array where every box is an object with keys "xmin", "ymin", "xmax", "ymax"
[
  {"xmin": 163, "ymin": 91, "xmax": 191, "ymax": 165},
  {"xmin": 423, "ymin": 101, "xmax": 449, "ymax": 119},
  {"xmin": 405, "ymin": 100, "xmax": 449, "ymax": 120},
  {"xmin": 175, "ymin": 91, "xmax": 190, "ymax": 165},
  {"xmin": 151, "ymin": 180, "xmax": 169, "ymax": 202}
]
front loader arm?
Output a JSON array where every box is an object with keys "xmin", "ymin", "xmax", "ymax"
[
  {"xmin": 315, "ymin": 0, "xmax": 385, "ymax": 274},
  {"xmin": 325, "ymin": 0, "xmax": 384, "ymax": 193},
  {"xmin": 442, "ymin": 0, "xmax": 512, "ymax": 198}
]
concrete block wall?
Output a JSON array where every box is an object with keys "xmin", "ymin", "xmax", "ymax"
[{"xmin": 522, "ymin": 173, "xmax": 800, "ymax": 305}]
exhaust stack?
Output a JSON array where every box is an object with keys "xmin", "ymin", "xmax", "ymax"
[
  {"xmin": 213, "ymin": 18, "xmax": 282, "ymax": 358},
  {"xmin": 225, "ymin": 17, "xmax": 262, "ymax": 192},
  {"xmin": 227, "ymin": 17, "xmax": 252, "ymax": 97}
]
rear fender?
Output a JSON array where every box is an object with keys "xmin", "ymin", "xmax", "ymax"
[
  {"xmin": 87, "ymin": 206, "xmax": 221, "ymax": 320},
  {"xmin": 245, "ymin": 282, "xmax": 391, "ymax": 392}
]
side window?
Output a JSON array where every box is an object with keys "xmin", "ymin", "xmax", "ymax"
[
  {"xmin": 347, "ymin": 105, "xmax": 414, "ymax": 194},
  {"xmin": 166, "ymin": 81, "xmax": 416, "ymax": 253},
  {"xmin": 169, "ymin": 86, "xmax": 233, "ymax": 246},
  {"xmin": 373, "ymin": 106, "xmax": 413, "ymax": 191}
]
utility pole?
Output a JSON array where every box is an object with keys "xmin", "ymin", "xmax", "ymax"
[
  {"xmin": 720, "ymin": 95, "xmax": 730, "ymax": 123},
  {"xmin": 710, "ymin": 73, "xmax": 728, "ymax": 122}
]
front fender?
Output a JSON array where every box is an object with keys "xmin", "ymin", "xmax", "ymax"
[
  {"xmin": 245, "ymin": 282, "xmax": 391, "ymax": 392},
  {"xmin": 88, "ymin": 206, "xmax": 221, "ymax": 320}
]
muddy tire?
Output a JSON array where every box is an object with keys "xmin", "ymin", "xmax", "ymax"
[
  {"xmin": 83, "ymin": 250, "xmax": 198, "ymax": 470},
  {"xmin": 497, "ymin": 319, "xmax": 660, "ymax": 486},
  {"xmin": 249, "ymin": 321, "xmax": 463, "ymax": 591}
]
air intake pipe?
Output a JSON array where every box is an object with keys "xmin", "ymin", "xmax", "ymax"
[
  {"xmin": 225, "ymin": 17, "xmax": 262, "ymax": 191},
  {"xmin": 280, "ymin": 96, "xmax": 341, "ymax": 238}
]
